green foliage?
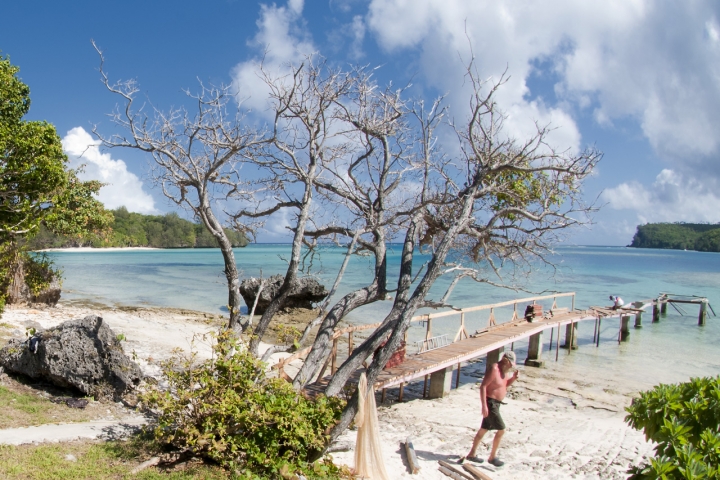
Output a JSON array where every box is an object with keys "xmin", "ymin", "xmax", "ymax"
[
  {"xmin": 0, "ymin": 54, "xmax": 110, "ymax": 314},
  {"xmin": 141, "ymin": 330, "xmax": 346, "ymax": 479},
  {"xmin": 0, "ymin": 54, "xmax": 67, "ymax": 240},
  {"xmin": 26, "ymin": 207, "xmax": 249, "ymax": 249},
  {"xmin": 22, "ymin": 252, "xmax": 60, "ymax": 295},
  {"xmin": 630, "ymin": 223, "xmax": 720, "ymax": 252},
  {"xmin": 625, "ymin": 377, "xmax": 720, "ymax": 479}
]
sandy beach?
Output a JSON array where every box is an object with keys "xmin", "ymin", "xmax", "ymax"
[{"xmin": 0, "ymin": 303, "xmax": 654, "ymax": 479}]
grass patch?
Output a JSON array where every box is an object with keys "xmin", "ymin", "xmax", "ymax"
[
  {"xmin": 0, "ymin": 379, "xmax": 128, "ymax": 429},
  {"xmin": 0, "ymin": 438, "xmax": 229, "ymax": 479}
]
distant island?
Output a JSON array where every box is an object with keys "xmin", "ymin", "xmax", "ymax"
[
  {"xmin": 28, "ymin": 207, "xmax": 249, "ymax": 250},
  {"xmin": 629, "ymin": 223, "xmax": 720, "ymax": 252}
]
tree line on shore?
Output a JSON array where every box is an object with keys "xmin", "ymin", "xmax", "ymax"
[
  {"xmin": 630, "ymin": 223, "xmax": 720, "ymax": 252},
  {"xmin": 26, "ymin": 207, "xmax": 249, "ymax": 250}
]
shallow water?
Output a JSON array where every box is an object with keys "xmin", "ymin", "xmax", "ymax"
[{"xmin": 46, "ymin": 245, "xmax": 720, "ymax": 390}]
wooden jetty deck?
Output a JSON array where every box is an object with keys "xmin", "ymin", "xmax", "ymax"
[{"xmin": 274, "ymin": 292, "xmax": 711, "ymax": 399}]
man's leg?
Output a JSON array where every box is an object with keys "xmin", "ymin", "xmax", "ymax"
[
  {"xmin": 488, "ymin": 429, "xmax": 505, "ymax": 461},
  {"xmin": 467, "ymin": 428, "xmax": 488, "ymax": 457}
]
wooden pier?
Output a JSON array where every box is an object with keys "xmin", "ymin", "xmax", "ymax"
[{"xmin": 273, "ymin": 292, "xmax": 712, "ymax": 400}]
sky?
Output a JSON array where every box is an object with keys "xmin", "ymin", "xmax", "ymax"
[{"xmin": 3, "ymin": 0, "xmax": 720, "ymax": 245}]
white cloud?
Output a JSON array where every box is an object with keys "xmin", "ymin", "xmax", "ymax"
[
  {"xmin": 61, "ymin": 127, "xmax": 157, "ymax": 214},
  {"xmin": 231, "ymin": 0, "xmax": 316, "ymax": 114},
  {"xmin": 364, "ymin": 1, "xmax": 720, "ymax": 183},
  {"xmin": 602, "ymin": 169, "xmax": 720, "ymax": 223},
  {"xmin": 366, "ymin": 0, "xmax": 584, "ymax": 154}
]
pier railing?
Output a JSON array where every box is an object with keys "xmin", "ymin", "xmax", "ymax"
[{"xmin": 271, "ymin": 291, "xmax": 576, "ymax": 382}]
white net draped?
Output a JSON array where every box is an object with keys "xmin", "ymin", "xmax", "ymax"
[{"xmin": 353, "ymin": 372, "xmax": 390, "ymax": 480}]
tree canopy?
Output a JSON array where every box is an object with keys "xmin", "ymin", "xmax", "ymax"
[
  {"xmin": 27, "ymin": 207, "xmax": 249, "ymax": 249},
  {"xmin": 630, "ymin": 223, "xmax": 720, "ymax": 252},
  {"xmin": 0, "ymin": 53, "xmax": 111, "ymax": 308}
]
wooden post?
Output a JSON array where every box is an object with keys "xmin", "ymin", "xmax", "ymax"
[
  {"xmin": 549, "ymin": 327, "xmax": 554, "ymax": 351},
  {"xmin": 555, "ymin": 325, "xmax": 560, "ymax": 361},
  {"xmin": 634, "ymin": 311, "xmax": 643, "ymax": 328},
  {"xmin": 455, "ymin": 363, "xmax": 461, "ymax": 389},
  {"xmin": 596, "ymin": 317, "xmax": 602, "ymax": 347},
  {"xmin": 525, "ymin": 331, "xmax": 544, "ymax": 367},
  {"xmin": 661, "ymin": 300, "xmax": 668, "ymax": 315},
  {"xmin": 562, "ymin": 322, "xmax": 578, "ymax": 350},
  {"xmin": 620, "ymin": 315, "xmax": 631, "ymax": 342},
  {"xmin": 330, "ymin": 337, "xmax": 339, "ymax": 375},
  {"xmin": 425, "ymin": 317, "xmax": 433, "ymax": 341},
  {"xmin": 699, "ymin": 300, "xmax": 708, "ymax": 326},
  {"xmin": 592, "ymin": 318, "xmax": 598, "ymax": 343},
  {"xmin": 571, "ymin": 293, "xmax": 575, "ymax": 312},
  {"xmin": 653, "ymin": 299, "xmax": 660, "ymax": 322},
  {"xmin": 399, "ymin": 383, "xmax": 405, "ymax": 402},
  {"xmin": 348, "ymin": 331, "xmax": 354, "ymax": 355},
  {"xmin": 423, "ymin": 374, "xmax": 429, "ymax": 398}
]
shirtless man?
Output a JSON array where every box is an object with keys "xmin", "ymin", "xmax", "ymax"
[{"xmin": 460, "ymin": 351, "xmax": 519, "ymax": 467}]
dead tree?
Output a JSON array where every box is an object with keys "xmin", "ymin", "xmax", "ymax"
[
  {"xmin": 92, "ymin": 42, "xmax": 269, "ymax": 330},
  {"xmin": 235, "ymin": 60, "xmax": 361, "ymax": 357},
  {"xmin": 315, "ymin": 65, "xmax": 600, "ymax": 446}
]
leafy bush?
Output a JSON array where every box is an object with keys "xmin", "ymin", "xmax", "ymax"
[
  {"xmin": 625, "ymin": 377, "xmax": 720, "ymax": 479},
  {"xmin": 141, "ymin": 330, "xmax": 346, "ymax": 479}
]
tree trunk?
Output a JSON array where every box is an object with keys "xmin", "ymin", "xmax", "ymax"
[{"xmin": 196, "ymin": 190, "xmax": 243, "ymax": 331}]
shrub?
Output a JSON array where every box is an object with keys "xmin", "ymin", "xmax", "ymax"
[
  {"xmin": 140, "ymin": 330, "xmax": 346, "ymax": 479},
  {"xmin": 625, "ymin": 377, "xmax": 720, "ymax": 479}
]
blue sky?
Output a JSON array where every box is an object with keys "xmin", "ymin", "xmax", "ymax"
[{"xmin": 3, "ymin": 0, "xmax": 720, "ymax": 245}]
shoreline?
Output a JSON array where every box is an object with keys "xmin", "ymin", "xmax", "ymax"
[
  {"xmin": 35, "ymin": 247, "xmax": 161, "ymax": 252},
  {"xmin": 0, "ymin": 302, "xmax": 656, "ymax": 479}
]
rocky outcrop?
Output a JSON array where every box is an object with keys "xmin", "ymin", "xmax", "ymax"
[
  {"xmin": 0, "ymin": 315, "xmax": 142, "ymax": 399},
  {"xmin": 239, "ymin": 274, "xmax": 328, "ymax": 314}
]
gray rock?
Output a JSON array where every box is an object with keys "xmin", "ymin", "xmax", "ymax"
[
  {"xmin": 239, "ymin": 274, "xmax": 328, "ymax": 314},
  {"xmin": 0, "ymin": 315, "xmax": 142, "ymax": 399}
]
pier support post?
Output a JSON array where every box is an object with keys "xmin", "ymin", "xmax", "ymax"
[
  {"xmin": 634, "ymin": 311, "xmax": 643, "ymax": 328},
  {"xmin": 661, "ymin": 300, "xmax": 668, "ymax": 315},
  {"xmin": 562, "ymin": 323, "xmax": 578, "ymax": 350},
  {"xmin": 653, "ymin": 300, "xmax": 660, "ymax": 323},
  {"xmin": 699, "ymin": 300, "xmax": 708, "ymax": 326},
  {"xmin": 620, "ymin": 315, "xmax": 631, "ymax": 341},
  {"xmin": 524, "ymin": 332, "xmax": 545, "ymax": 367},
  {"xmin": 485, "ymin": 347, "xmax": 505, "ymax": 376},
  {"xmin": 428, "ymin": 367, "xmax": 454, "ymax": 399}
]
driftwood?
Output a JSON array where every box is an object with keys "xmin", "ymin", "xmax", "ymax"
[
  {"xmin": 404, "ymin": 437, "xmax": 421, "ymax": 474},
  {"xmin": 463, "ymin": 463, "xmax": 495, "ymax": 480},
  {"xmin": 438, "ymin": 460, "xmax": 475, "ymax": 480},
  {"xmin": 130, "ymin": 457, "xmax": 160, "ymax": 474}
]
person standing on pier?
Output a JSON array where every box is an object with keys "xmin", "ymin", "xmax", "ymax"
[{"xmin": 460, "ymin": 351, "xmax": 519, "ymax": 467}]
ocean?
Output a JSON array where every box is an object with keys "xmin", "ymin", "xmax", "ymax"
[{"xmin": 46, "ymin": 245, "xmax": 720, "ymax": 390}]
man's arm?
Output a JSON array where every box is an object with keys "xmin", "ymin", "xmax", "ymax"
[{"xmin": 506, "ymin": 369, "xmax": 519, "ymax": 387}]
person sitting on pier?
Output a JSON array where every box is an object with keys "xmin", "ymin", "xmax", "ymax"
[
  {"xmin": 610, "ymin": 295, "xmax": 625, "ymax": 310},
  {"xmin": 459, "ymin": 351, "xmax": 519, "ymax": 468}
]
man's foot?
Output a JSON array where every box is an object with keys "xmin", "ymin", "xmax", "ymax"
[
  {"xmin": 487, "ymin": 457, "xmax": 505, "ymax": 467},
  {"xmin": 458, "ymin": 455, "xmax": 484, "ymax": 464}
]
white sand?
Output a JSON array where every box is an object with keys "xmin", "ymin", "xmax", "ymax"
[
  {"xmin": 330, "ymin": 358, "xmax": 655, "ymax": 480},
  {"xmin": 1, "ymin": 304, "xmax": 654, "ymax": 478}
]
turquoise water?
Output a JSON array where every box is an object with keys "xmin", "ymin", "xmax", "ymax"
[{"xmin": 47, "ymin": 245, "xmax": 720, "ymax": 389}]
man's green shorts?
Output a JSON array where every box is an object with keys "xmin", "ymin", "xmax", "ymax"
[{"xmin": 481, "ymin": 397, "xmax": 506, "ymax": 430}]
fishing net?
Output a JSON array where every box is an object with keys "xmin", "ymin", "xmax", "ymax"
[{"xmin": 353, "ymin": 372, "xmax": 390, "ymax": 480}]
